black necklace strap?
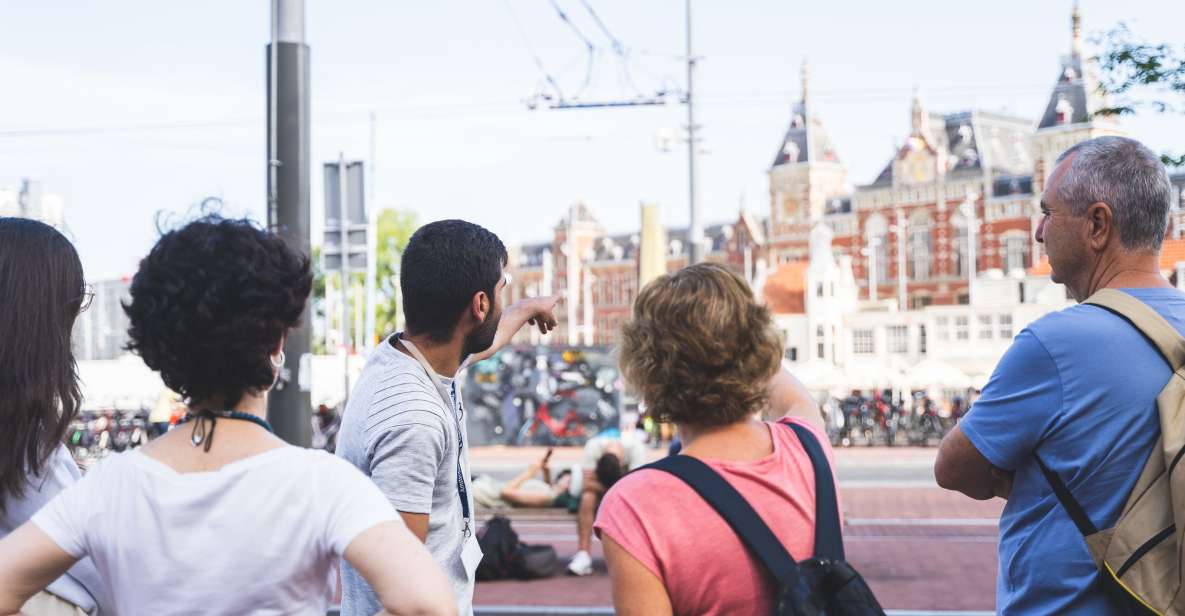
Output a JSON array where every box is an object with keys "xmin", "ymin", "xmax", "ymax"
[{"xmin": 179, "ymin": 409, "xmax": 275, "ymax": 452}]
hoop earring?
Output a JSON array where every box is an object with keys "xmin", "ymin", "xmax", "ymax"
[{"xmin": 270, "ymin": 351, "xmax": 286, "ymax": 390}]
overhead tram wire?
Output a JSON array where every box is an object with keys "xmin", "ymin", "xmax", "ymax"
[
  {"xmin": 0, "ymin": 83, "xmax": 1055, "ymax": 140},
  {"xmin": 547, "ymin": 0, "xmax": 597, "ymax": 94},
  {"xmin": 500, "ymin": 0, "xmax": 566, "ymax": 103}
]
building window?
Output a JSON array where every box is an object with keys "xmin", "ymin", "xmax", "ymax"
[
  {"xmin": 954, "ymin": 224, "xmax": 970, "ymax": 277},
  {"xmin": 936, "ymin": 316, "xmax": 950, "ymax": 341},
  {"xmin": 853, "ymin": 329, "xmax": 875, "ymax": 355},
  {"xmin": 978, "ymin": 315, "xmax": 993, "ymax": 340},
  {"xmin": 999, "ymin": 314, "xmax": 1014, "ymax": 339},
  {"xmin": 888, "ymin": 325, "xmax": 909, "ymax": 354},
  {"xmin": 872, "ymin": 234, "xmax": 891, "ymax": 285},
  {"xmin": 1003, "ymin": 235, "xmax": 1030, "ymax": 273},
  {"xmin": 919, "ymin": 324, "xmax": 927, "ymax": 355},
  {"xmin": 910, "ymin": 225, "xmax": 932, "ymax": 281},
  {"xmin": 955, "ymin": 316, "xmax": 969, "ymax": 341},
  {"xmin": 816, "ymin": 325, "xmax": 826, "ymax": 359},
  {"xmin": 817, "ymin": 282, "xmax": 824, "ymax": 298},
  {"xmin": 866, "ymin": 215, "xmax": 890, "ymax": 286},
  {"xmin": 787, "ymin": 347, "xmax": 798, "ymax": 362}
]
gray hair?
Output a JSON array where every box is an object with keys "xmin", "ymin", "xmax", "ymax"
[{"xmin": 1054, "ymin": 136, "xmax": 1173, "ymax": 252}]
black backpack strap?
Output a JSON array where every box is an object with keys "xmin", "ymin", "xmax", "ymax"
[
  {"xmin": 644, "ymin": 455, "xmax": 801, "ymax": 588},
  {"xmin": 1034, "ymin": 455, "xmax": 1098, "ymax": 537},
  {"xmin": 780, "ymin": 421, "xmax": 845, "ymax": 561}
]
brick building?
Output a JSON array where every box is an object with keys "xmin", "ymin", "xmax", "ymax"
[{"xmin": 507, "ymin": 6, "xmax": 1185, "ymax": 349}]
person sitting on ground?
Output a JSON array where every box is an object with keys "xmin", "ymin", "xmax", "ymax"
[
  {"xmin": 565, "ymin": 431, "xmax": 649, "ymax": 576},
  {"xmin": 0, "ymin": 216, "xmax": 456, "ymax": 616},
  {"xmin": 594, "ymin": 263, "xmax": 833, "ymax": 615},
  {"xmin": 471, "ymin": 449, "xmax": 578, "ymax": 510}
]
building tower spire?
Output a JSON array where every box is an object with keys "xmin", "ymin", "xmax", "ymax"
[
  {"xmin": 801, "ymin": 58, "xmax": 810, "ymax": 107},
  {"xmin": 1071, "ymin": 1, "xmax": 1083, "ymax": 59},
  {"xmin": 910, "ymin": 86, "xmax": 929, "ymax": 139}
]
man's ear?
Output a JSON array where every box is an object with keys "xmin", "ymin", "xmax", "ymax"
[
  {"xmin": 470, "ymin": 291, "xmax": 490, "ymax": 323},
  {"xmin": 1086, "ymin": 201, "xmax": 1114, "ymax": 251}
]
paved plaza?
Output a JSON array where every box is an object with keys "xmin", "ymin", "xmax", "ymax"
[{"xmin": 468, "ymin": 445, "xmax": 1001, "ymax": 615}]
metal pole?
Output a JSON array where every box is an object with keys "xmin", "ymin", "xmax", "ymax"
[
  {"xmin": 339, "ymin": 154, "xmax": 351, "ymax": 408},
  {"xmin": 686, "ymin": 0, "xmax": 703, "ymax": 265},
  {"xmin": 963, "ymin": 192, "xmax": 979, "ymax": 306},
  {"xmin": 365, "ymin": 112, "xmax": 378, "ymax": 350},
  {"xmin": 896, "ymin": 209, "xmax": 908, "ymax": 309},
  {"xmin": 266, "ymin": 0, "xmax": 312, "ymax": 446}
]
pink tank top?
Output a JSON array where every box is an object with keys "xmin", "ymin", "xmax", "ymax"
[{"xmin": 594, "ymin": 418, "xmax": 838, "ymax": 615}]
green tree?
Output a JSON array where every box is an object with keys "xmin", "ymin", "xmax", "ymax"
[
  {"xmin": 374, "ymin": 209, "xmax": 419, "ymax": 337},
  {"xmin": 1094, "ymin": 24, "xmax": 1185, "ymax": 166},
  {"xmin": 310, "ymin": 208, "xmax": 419, "ymax": 353}
]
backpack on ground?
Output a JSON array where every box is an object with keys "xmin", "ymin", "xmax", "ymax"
[
  {"xmin": 1034, "ymin": 289, "xmax": 1185, "ymax": 615},
  {"xmin": 475, "ymin": 515, "xmax": 559, "ymax": 581},
  {"xmin": 643, "ymin": 420, "xmax": 884, "ymax": 616}
]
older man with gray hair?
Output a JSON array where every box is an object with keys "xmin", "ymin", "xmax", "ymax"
[{"xmin": 935, "ymin": 136, "xmax": 1179, "ymax": 613}]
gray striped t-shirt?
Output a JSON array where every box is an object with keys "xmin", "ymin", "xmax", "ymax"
[{"xmin": 336, "ymin": 334, "xmax": 478, "ymax": 616}]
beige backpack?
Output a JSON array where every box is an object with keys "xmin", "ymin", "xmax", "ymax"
[{"xmin": 1040, "ymin": 289, "xmax": 1185, "ymax": 614}]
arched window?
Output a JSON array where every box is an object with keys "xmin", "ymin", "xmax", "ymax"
[
  {"xmin": 909, "ymin": 213, "xmax": 932, "ymax": 281},
  {"xmin": 1001, "ymin": 232, "xmax": 1030, "ymax": 274},
  {"xmin": 952, "ymin": 214, "xmax": 970, "ymax": 277},
  {"xmin": 865, "ymin": 215, "xmax": 889, "ymax": 285}
]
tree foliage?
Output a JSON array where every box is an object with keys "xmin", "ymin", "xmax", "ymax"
[
  {"xmin": 1094, "ymin": 24, "xmax": 1185, "ymax": 166},
  {"xmin": 310, "ymin": 208, "xmax": 420, "ymax": 351},
  {"xmin": 374, "ymin": 209, "xmax": 419, "ymax": 337}
]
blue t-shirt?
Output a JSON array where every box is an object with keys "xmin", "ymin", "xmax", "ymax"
[{"xmin": 961, "ymin": 287, "xmax": 1185, "ymax": 614}]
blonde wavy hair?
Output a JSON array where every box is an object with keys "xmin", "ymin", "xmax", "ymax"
[{"xmin": 619, "ymin": 263, "xmax": 783, "ymax": 428}]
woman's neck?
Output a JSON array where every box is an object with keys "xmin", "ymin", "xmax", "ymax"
[
  {"xmin": 677, "ymin": 418, "xmax": 772, "ymax": 462},
  {"xmin": 189, "ymin": 392, "xmax": 268, "ymax": 419}
]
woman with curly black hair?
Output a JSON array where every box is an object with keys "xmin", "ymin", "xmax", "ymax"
[
  {"xmin": 0, "ymin": 218, "xmax": 106, "ymax": 616},
  {"xmin": 0, "ymin": 216, "xmax": 455, "ymax": 616}
]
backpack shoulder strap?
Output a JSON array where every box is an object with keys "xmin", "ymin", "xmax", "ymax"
[
  {"xmin": 1084, "ymin": 288, "xmax": 1185, "ymax": 371},
  {"xmin": 643, "ymin": 455, "xmax": 800, "ymax": 588},
  {"xmin": 1034, "ymin": 454, "xmax": 1099, "ymax": 537},
  {"xmin": 780, "ymin": 421, "xmax": 845, "ymax": 561}
]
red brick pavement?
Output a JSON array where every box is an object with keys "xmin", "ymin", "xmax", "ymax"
[{"xmin": 474, "ymin": 485, "xmax": 1003, "ymax": 611}]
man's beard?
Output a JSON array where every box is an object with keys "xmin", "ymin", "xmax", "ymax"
[{"xmin": 462, "ymin": 308, "xmax": 501, "ymax": 358}]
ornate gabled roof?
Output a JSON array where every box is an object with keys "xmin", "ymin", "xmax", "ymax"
[
  {"xmin": 737, "ymin": 210, "xmax": 767, "ymax": 246},
  {"xmin": 991, "ymin": 174, "xmax": 1034, "ymax": 198},
  {"xmin": 771, "ymin": 61, "xmax": 840, "ymax": 168},
  {"xmin": 1036, "ymin": 5, "xmax": 1114, "ymax": 130},
  {"xmin": 866, "ymin": 107, "xmax": 1032, "ymax": 187},
  {"xmin": 557, "ymin": 201, "xmax": 602, "ymax": 229}
]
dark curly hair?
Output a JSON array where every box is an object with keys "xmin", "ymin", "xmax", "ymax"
[
  {"xmin": 619, "ymin": 263, "xmax": 783, "ymax": 428},
  {"xmin": 401, "ymin": 220, "xmax": 507, "ymax": 343},
  {"xmin": 123, "ymin": 216, "xmax": 312, "ymax": 408},
  {"xmin": 0, "ymin": 218, "xmax": 85, "ymax": 512}
]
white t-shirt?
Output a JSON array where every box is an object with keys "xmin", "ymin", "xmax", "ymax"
[{"xmin": 33, "ymin": 446, "xmax": 399, "ymax": 616}]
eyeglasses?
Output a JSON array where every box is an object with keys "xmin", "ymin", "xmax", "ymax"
[{"xmin": 78, "ymin": 284, "xmax": 95, "ymax": 313}]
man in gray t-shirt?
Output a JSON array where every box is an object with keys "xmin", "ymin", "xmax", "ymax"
[{"xmin": 337, "ymin": 220, "xmax": 557, "ymax": 616}]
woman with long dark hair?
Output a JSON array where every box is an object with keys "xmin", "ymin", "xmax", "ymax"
[
  {"xmin": 0, "ymin": 217, "xmax": 105, "ymax": 615},
  {"xmin": 0, "ymin": 216, "xmax": 455, "ymax": 616}
]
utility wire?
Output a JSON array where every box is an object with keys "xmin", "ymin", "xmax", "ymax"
[
  {"xmin": 548, "ymin": 0, "xmax": 596, "ymax": 93},
  {"xmin": 0, "ymin": 84, "xmax": 1056, "ymax": 140},
  {"xmin": 500, "ymin": 0, "xmax": 566, "ymax": 101}
]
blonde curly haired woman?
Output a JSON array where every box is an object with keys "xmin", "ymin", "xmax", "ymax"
[{"xmin": 594, "ymin": 263, "xmax": 838, "ymax": 615}]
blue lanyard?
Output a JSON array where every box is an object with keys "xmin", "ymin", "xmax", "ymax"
[
  {"xmin": 448, "ymin": 382, "xmax": 472, "ymax": 536},
  {"xmin": 397, "ymin": 334, "xmax": 473, "ymax": 537}
]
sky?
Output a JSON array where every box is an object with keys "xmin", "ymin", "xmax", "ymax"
[{"xmin": 2, "ymin": 1, "xmax": 1183, "ymax": 280}]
